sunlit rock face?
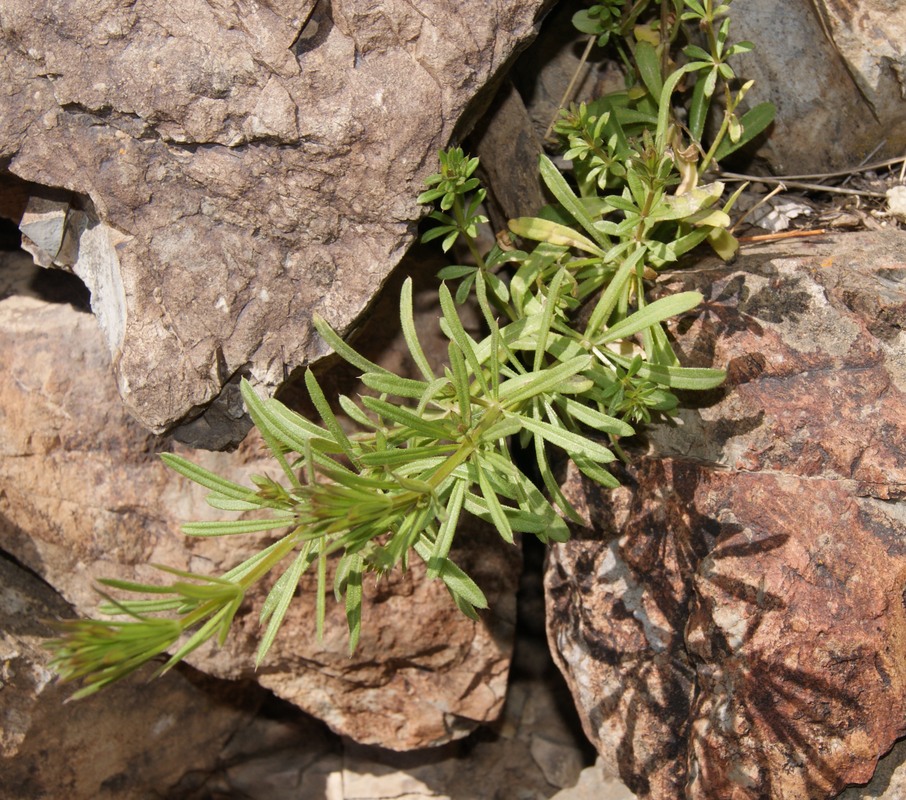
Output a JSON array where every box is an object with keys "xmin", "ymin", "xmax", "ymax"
[
  {"xmin": 0, "ymin": 0, "xmax": 552, "ymax": 445},
  {"xmin": 546, "ymin": 231, "xmax": 906, "ymax": 800}
]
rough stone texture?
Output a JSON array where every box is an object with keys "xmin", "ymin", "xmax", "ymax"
[
  {"xmin": 0, "ymin": 248, "xmax": 519, "ymax": 750},
  {"xmin": 170, "ymin": 648, "xmax": 605, "ymax": 800},
  {"xmin": 0, "ymin": 0, "xmax": 552, "ymax": 444},
  {"xmin": 0, "ymin": 552, "xmax": 260, "ymax": 800},
  {"xmin": 546, "ymin": 231, "xmax": 906, "ymax": 799},
  {"xmin": 730, "ymin": 0, "xmax": 906, "ymax": 173}
]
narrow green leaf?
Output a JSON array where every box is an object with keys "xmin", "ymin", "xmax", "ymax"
[
  {"xmin": 538, "ymin": 155, "xmax": 610, "ymax": 249},
  {"xmin": 534, "ymin": 268, "xmax": 568, "ymax": 372},
  {"xmin": 478, "ymin": 450, "xmax": 569, "ymax": 542},
  {"xmin": 316, "ymin": 552, "xmax": 327, "ymax": 640},
  {"xmin": 161, "ymin": 605, "xmax": 235, "ymax": 673},
  {"xmin": 344, "ymin": 554, "xmax": 364, "ymax": 652},
  {"xmin": 414, "ymin": 539, "xmax": 488, "ymax": 615},
  {"xmin": 400, "ymin": 278, "xmax": 436, "ymax": 382},
  {"xmin": 360, "ymin": 372, "xmax": 430, "ymax": 399},
  {"xmin": 305, "ymin": 369, "xmax": 361, "ymax": 467},
  {"xmin": 688, "ymin": 73, "xmax": 711, "ymax": 142},
  {"xmin": 205, "ymin": 495, "xmax": 263, "ymax": 512},
  {"xmin": 181, "ymin": 517, "xmax": 295, "ymax": 537},
  {"xmin": 597, "ymin": 292, "xmax": 703, "ymax": 344},
  {"xmin": 584, "ymin": 247, "xmax": 647, "ymax": 338},
  {"xmin": 257, "ymin": 547, "xmax": 310, "ymax": 666},
  {"xmin": 338, "ymin": 394, "xmax": 379, "ymax": 429},
  {"xmin": 358, "ymin": 443, "xmax": 456, "ymax": 468},
  {"xmin": 635, "ymin": 40, "xmax": 663, "ymax": 100},
  {"xmin": 313, "ymin": 315, "xmax": 394, "ymax": 377},
  {"xmin": 559, "ymin": 397, "xmax": 634, "ymax": 437},
  {"xmin": 530, "ymin": 411, "xmax": 584, "ymax": 524},
  {"xmin": 656, "ymin": 64, "xmax": 698, "ymax": 153},
  {"xmin": 160, "ymin": 453, "xmax": 259, "ymax": 503},
  {"xmin": 240, "ymin": 380, "xmax": 302, "ymax": 488},
  {"xmin": 439, "ymin": 283, "xmax": 490, "ymax": 397},
  {"xmin": 447, "ymin": 340, "xmax": 472, "ymax": 428},
  {"xmin": 428, "ymin": 479, "xmax": 467, "ymax": 578},
  {"xmin": 607, "ymin": 353, "xmax": 726, "ymax": 389},
  {"xmin": 572, "ymin": 454, "xmax": 620, "ymax": 489},
  {"xmin": 474, "ymin": 457, "xmax": 514, "ymax": 544},
  {"xmin": 360, "ymin": 396, "xmax": 453, "ymax": 440},
  {"xmin": 257, "ymin": 397, "xmax": 341, "ymax": 455},
  {"xmin": 497, "ymin": 355, "xmax": 592, "ymax": 407},
  {"xmin": 517, "ymin": 413, "xmax": 616, "ymax": 463}
]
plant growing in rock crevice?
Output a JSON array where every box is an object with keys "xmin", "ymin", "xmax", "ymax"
[{"xmin": 46, "ymin": 0, "xmax": 772, "ymax": 697}]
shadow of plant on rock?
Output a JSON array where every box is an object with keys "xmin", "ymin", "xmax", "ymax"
[{"xmin": 545, "ymin": 455, "xmax": 904, "ymax": 800}]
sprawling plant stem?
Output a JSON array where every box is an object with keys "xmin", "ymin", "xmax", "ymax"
[{"xmin": 46, "ymin": 0, "xmax": 773, "ymax": 699}]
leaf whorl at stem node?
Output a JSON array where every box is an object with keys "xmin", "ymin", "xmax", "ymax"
[{"xmin": 47, "ymin": 0, "xmax": 772, "ymax": 697}]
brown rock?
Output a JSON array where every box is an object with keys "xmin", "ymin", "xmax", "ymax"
[
  {"xmin": 0, "ymin": 0, "xmax": 553, "ymax": 443},
  {"xmin": 0, "ymin": 248, "xmax": 519, "ymax": 749},
  {"xmin": 0, "ymin": 552, "xmax": 259, "ymax": 800},
  {"xmin": 546, "ymin": 231, "xmax": 906, "ymax": 798}
]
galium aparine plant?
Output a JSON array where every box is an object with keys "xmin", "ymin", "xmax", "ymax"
[{"xmin": 46, "ymin": 0, "xmax": 772, "ymax": 697}]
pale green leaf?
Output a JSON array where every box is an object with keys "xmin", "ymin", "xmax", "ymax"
[
  {"xmin": 400, "ymin": 278, "xmax": 436, "ymax": 382},
  {"xmin": 428, "ymin": 479, "xmax": 467, "ymax": 578},
  {"xmin": 361, "ymin": 372, "xmax": 430, "ymax": 399},
  {"xmin": 182, "ymin": 517, "xmax": 295, "ymax": 537},
  {"xmin": 160, "ymin": 453, "xmax": 260, "ymax": 503},
  {"xmin": 497, "ymin": 355, "xmax": 592, "ymax": 406},
  {"xmin": 538, "ymin": 155, "xmax": 610, "ymax": 248},
  {"xmin": 508, "ymin": 217, "xmax": 605, "ymax": 256},
  {"xmin": 439, "ymin": 283, "xmax": 490, "ymax": 397},
  {"xmin": 257, "ymin": 548, "xmax": 311, "ymax": 666},
  {"xmin": 517, "ymin": 413, "xmax": 616, "ymax": 463},
  {"xmin": 597, "ymin": 292, "xmax": 703, "ymax": 344}
]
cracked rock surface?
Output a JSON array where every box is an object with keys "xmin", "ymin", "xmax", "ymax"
[
  {"xmin": 0, "ymin": 248, "xmax": 519, "ymax": 750},
  {"xmin": 546, "ymin": 231, "xmax": 906, "ymax": 799},
  {"xmin": 0, "ymin": 0, "xmax": 551, "ymax": 445}
]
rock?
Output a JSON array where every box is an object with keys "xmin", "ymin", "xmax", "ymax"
[
  {"xmin": 330, "ymin": 663, "xmax": 594, "ymax": 799},
  {"xmin": 531, "ymin": 733, "xmax": 585, "ymax": 789},
  {"xmin": 551, "ymin": 759, "xmax": 639, "ymax": 800},
  {"xmin": 837, "ymin": 737, "xmax": 906, "ymax": 800},
  {"xmin": 546, "ymin": 231, "xmax": 906, "ymax": 799},
  {"xmin": 729, "ymin": 0, "xmax": 906, "ymax": 173},
  {"xmin": 471, "ymin": 79, "xmax": 547, "ymax": 231},
  {"xmin": 0, "ymin": 552, "xmax": 260, "ymax": 800},
  {"xmin": 0, "ymin": 248, "xmax": 519, "ymax": 750},
  {"xmin": 0, "ymin": 0, "xmax": 553, "ymax": 444},
  {"xmin": 169, "ymin": 706, "xmax": 344, "ymax": 800}
]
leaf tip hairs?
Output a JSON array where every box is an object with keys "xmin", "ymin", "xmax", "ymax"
[{"xmin": 45, "ymin": 0, "xmax": 774, "ymax": 697}]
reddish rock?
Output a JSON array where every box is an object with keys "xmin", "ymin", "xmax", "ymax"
[{"xmin": 546, "ymin": 231, "xmax": 906, "ymax": 799}]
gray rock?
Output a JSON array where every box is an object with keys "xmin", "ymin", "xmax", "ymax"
[
  {"xmin": 0, "ymin": 0, "xmax": 553, "ymax": 445},
  {"xmin": 729, "ymin": 0, "xmax": 906, "ymax": 173}
]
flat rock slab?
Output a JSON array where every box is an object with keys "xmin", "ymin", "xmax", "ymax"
[
  {"xmin": 0, "ymin": 0, "xmax": 550, "ymax": 444},
  {"xmin": 546, "ymin": 231, "xmax": 906, "ymax": 799},
  {"xmin": 0, "ymin": 250, "xmax": 519, "ymax": 750}
]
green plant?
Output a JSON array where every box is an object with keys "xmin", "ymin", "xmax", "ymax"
[{"xmin": 46, "ymin": 0, "xmax": 771, "ymax": 698}]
